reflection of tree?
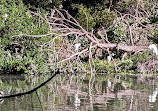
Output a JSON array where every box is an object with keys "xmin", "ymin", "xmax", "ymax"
[
  {"xmin": 149, "ymin": 88, "xmax": 158, "ymax": 102},
  {"xmin": 1, "ymin": 74, "xmax": 158, "ymax": 110}
]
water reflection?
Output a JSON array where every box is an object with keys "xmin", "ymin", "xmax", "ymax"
[
  {"xmin": 0, "ymin": 74, "xmax": 158, "ymax": 110},
  {"xmin": 149, "ymin": 88, "xmax": 158, "ymax": 102},
  {"xmin": 74, "ymin": 93, "xmax": 80, "ymax": 107},
  {"xmin": 0, "ymin": 91, "xmax": 4, "ymax": 105},
  {"xmin": 107, "ymin": 79, "xmax": 112, "ymax": 93}
]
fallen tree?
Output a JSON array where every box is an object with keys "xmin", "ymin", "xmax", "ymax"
[
  {"xmin": 13, "ymin": 8, "xmax": 157, "ymax": 73},
  {"xmin": 46, "ymin": 9, "xmax": 149, "ymax": 52},
  {"xmin": 44, "ymin": 9, "xmax": 150, "ymax": 72}
]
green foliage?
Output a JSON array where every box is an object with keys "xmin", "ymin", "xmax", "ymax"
[
  {"xmin": 0, "ymin": 0, "xmax": 157, "ymax": 75},
  {"xmin": 107, "ymin": 22, "xmax": 129, "ymax": 44},
  {"xmin": 84, "ymin": 59, "xmax": 115, "ymax": 73},
  {"xmin": 152, "ymin": 30, "xmax": 158, "ymax": 36},
  {"xmin": 23, "ymin": 0, "xmax": 52, "ymax": 7},
  {"xmin": 118, "ymin": 51, "xmax": 151, "ymax": 73},
  {"xmin": 149, "ymin": 14, "xmax": 158, "ymax": 23},
  {"xmin": 114, "ymin": 0, "xmax": 136, "ymax": 13},
  {"xmin": 24, "ymin": 49, "xmax": 50, "ymax": 74},
  {"xmin": 73, "ymin": 4, "xmax": 96, "ymax": 31},
  {"xmin": 73, "ymin": 4, "xmax": 116, "ymax": 30},
  {"xmin": 94, "ymin": 60, "xmax": 107, "ymax": 72},
  {"xmin": 90, "ymin": 51, "xmax": 152, "ymax": 74},
  {"xmin": 94, "ymin": 8, "xmax": 116, "ymax": 28},
  {"xmin": 23, "ymin": 0, "xmax": 64, "ymax": 10},
  {"xmin": 151, "ymin": 30, "xmax": 158, "ymax": 44},
  {"xmin": 0, "ymin": 49, "xmax": 25, "ymax": 73},
  {"xmin": 0, "ymin": 0, "xmax": 50, "ymax": 39},
  {"xmin": 118, "ymin": 59, "xmax": 134, "ymax": 73},
  {"xmin": 0, "ymin": 0, "xmax": 51, "ymax": 74}
]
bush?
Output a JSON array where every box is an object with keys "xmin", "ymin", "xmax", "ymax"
[
  {"xmin": 73, "ymin": 4, "xmax": 116, "ymax": 31},
  {"xmin": 0, "ymin": 0, "xmax": 51, "ymax": 74}
]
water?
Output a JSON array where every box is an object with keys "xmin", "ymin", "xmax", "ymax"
[{"xmin": 0, "ymin": 73, "xmax": 158, "ymax": 111}]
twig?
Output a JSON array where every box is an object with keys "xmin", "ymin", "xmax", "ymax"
[{"xmin": 54, "ymin": 45, "xmax": 97, "ymax": 64}]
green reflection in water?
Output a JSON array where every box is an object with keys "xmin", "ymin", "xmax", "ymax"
[{"xmin": 0, "ymin": 73, "xmax": 158, "ymax": 111}]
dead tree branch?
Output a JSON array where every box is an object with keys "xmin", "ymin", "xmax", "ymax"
[{"xmin": 27, "ymin": 9, "xmax": 150, "ymax": 65}]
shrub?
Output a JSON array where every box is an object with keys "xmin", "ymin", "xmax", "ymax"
[{"xmin": 0, "ymin": 0, "xmax": 51, "ymax": 74}]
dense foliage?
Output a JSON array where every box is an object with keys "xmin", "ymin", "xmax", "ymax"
[
  {"xmin": 0, "ymin": 0, "xmax": 158, "ymax": 74},
  {"xmin": 0, "ymin": 0, "xmax": 51, "ymax": 74}
]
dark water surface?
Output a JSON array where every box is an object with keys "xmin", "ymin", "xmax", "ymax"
[{"xmin": 0, "ymin": 73, "xmax": 158, "ymax": 111}]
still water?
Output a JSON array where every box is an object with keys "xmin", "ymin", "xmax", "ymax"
[{"xmin": 0, "ymin": 73, "xmax": 158, "ymax": 111}]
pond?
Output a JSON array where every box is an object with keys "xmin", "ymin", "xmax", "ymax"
[{"xmin": 0, "ymin": 73, "xmax": 158, "ymax": 111}]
